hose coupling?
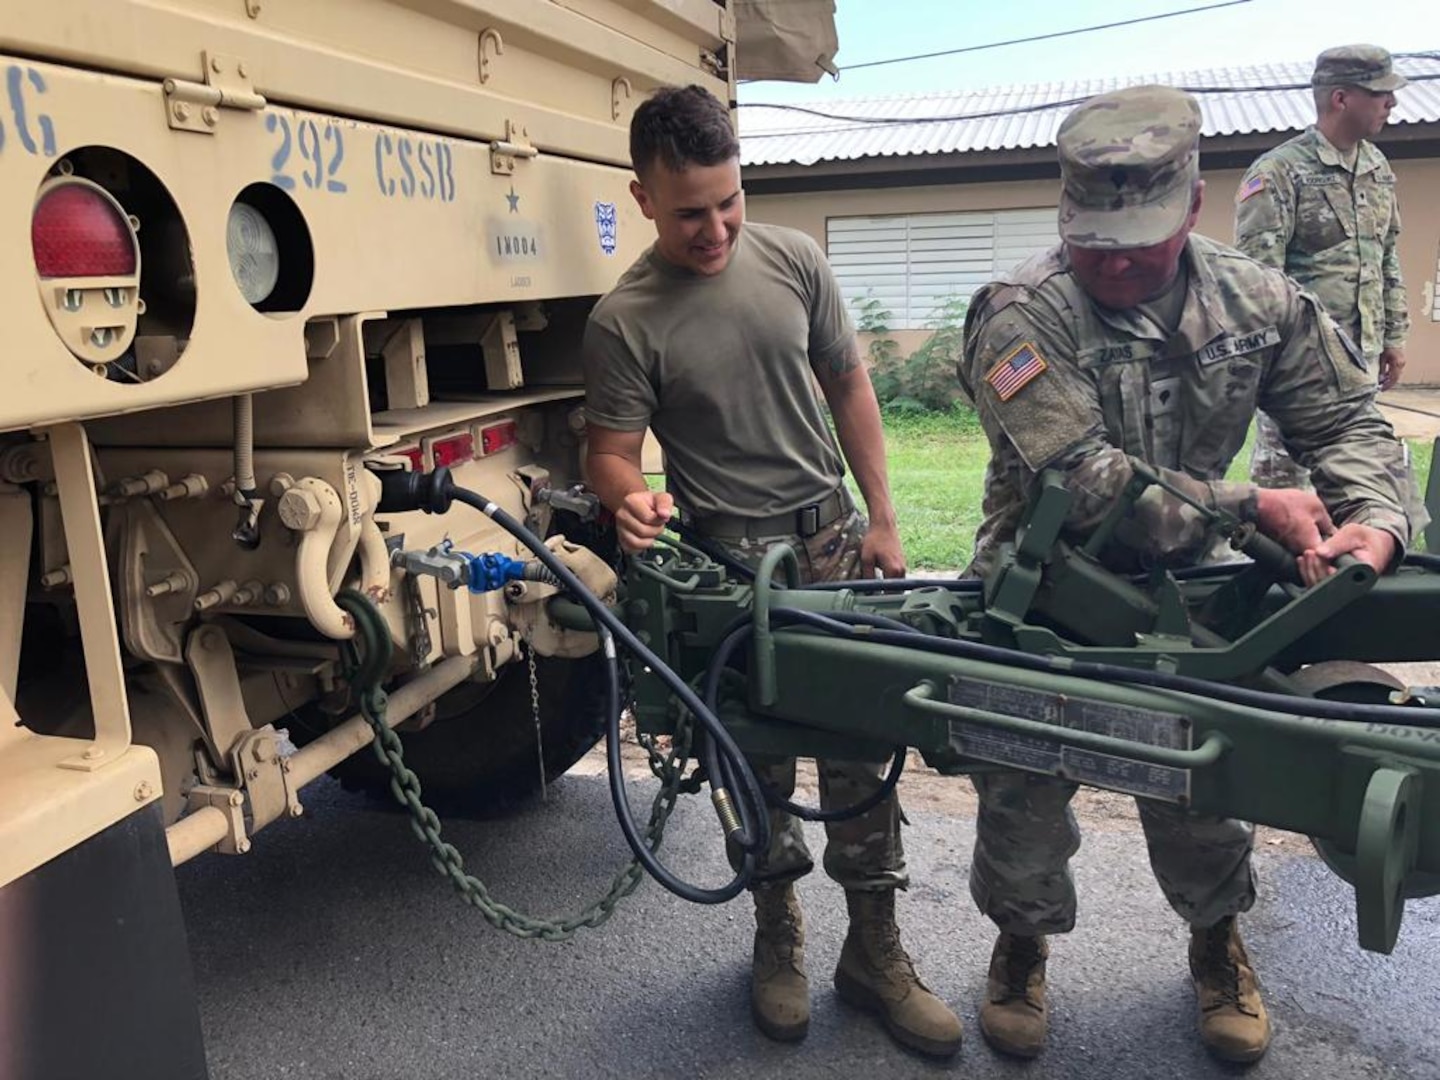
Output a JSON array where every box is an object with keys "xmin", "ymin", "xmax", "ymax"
[{"xmin": 711, "ymin": 787, "xmax": 743, "ymax": 839}]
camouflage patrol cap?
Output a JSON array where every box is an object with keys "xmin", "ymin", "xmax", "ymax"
[
  {"xmin": 1312, "ymin": 44, "xmax": 1408, "ymax": 92},
  {"xmin": 1056, "ymin": 85, "xmax": 1202, "ymax": 250}
]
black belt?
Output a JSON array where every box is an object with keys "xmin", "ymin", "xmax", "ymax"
[{"xmin": 684, "ymin": 488, "xmax": 853, "ymax": 540}]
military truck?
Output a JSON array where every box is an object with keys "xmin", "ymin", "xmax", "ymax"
[{"xmin": 0, "ymin": 2, "xmax": 836, "ymax": 1075}]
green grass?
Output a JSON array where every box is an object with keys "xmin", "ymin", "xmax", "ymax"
[
  {"xmin": 650, "ymin": 405, "xmax": 1434, "ymax": 569},
  {"xmin": 862, "ymin": 408, "xmax": 1434, "ymax": 570},
  {"xmin": 844, "ymin": 407, "xmax": 990, "ymax": 570}
]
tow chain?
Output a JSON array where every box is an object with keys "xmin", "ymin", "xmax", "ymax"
[
  {"xmin": 335, "ymin": 588, "xmax": 693, "ymax": 941},
  {"xmin": 526, "ymin": 640, "xmax": 546, "ymax": 802},
  {"xmin": 401, "ymin": 571, "xmax": 433, "ymax": 673}
]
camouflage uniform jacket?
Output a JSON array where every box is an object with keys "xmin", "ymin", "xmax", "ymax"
[
  {"xmin": 959, "ymin": 234, "xmax": 1411, "ymax": 576},
  {"xmin": 1233, "ymin": 127, "xmax": 1408, "ymax": 359}
]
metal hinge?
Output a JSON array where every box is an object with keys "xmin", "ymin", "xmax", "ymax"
[
  {"xmin": 490, "ymin": 119, "xmax": 538, "ymax": 175},
  {"xmin": 164, "ymin": 51, "xmax": 266, "ymax": 134},
  {"xmin": 700, "ymin": 48, "xmax": 728, "ymax": 79}
]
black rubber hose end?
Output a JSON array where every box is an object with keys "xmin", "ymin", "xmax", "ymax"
[{"xmin": 377, "ymin": 466, "xmax": 455, "ymax": 515}]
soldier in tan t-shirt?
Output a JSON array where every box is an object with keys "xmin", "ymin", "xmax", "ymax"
[{"xmin": 582, "ymin": 85, "xmax": 961, "ymax": 1059}]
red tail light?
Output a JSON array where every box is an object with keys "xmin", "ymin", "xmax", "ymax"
[
  {"xmin": 478, "ymin": 420, "xmax": 518, "ymax": 456},
  {"xmin": 32, "ymin": 182, "xmax": 138, "ymax": 279},
  {"xmin": 429, "ymin": 431, "xmax": 475, "ymax": 468},
  {"xmin": 394, "ymin": 445, "xmax": 425, "ymax": 472}
]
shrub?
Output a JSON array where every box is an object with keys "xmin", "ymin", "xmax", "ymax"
[{"xmin": 857, "ymin": 292, "xmax": 970, "ymax": 414}]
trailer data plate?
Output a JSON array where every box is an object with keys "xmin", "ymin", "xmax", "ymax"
[{"xmin": 946, "ymin": 678, "xmax": 1192, "ymax": 803}]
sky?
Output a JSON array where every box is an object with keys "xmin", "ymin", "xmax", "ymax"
[{"xmin": 736, "ymin": 0, "xmax": 1438, "ymax": 105}]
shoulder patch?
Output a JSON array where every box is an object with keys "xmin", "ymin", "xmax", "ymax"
[
  {"xmin": 1324, "ymin": 316, "xmax": 1368, "ymax": 373},
  {"xmin": 1237, "ymin": 174, "xmax": 1266, "ymax": 203},
  {"xmin": 985, "ymin": 341, "xmax": 1048, "ymax": 401}
]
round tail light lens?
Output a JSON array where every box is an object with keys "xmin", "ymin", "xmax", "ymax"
[
  {"xmin": 226, "ymin": 201, "xmax": 281, "ymax": 304},
  {"xmin": 32, "ymin": 181, "xmax": 138, "ymax": 279}
]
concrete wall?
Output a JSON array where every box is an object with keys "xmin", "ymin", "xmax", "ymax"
[{"xmin": 746, "ymin": 160, "xmax": 1440, "ymax": 382}]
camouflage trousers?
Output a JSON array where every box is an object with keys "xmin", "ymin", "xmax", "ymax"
[
  {"xmin": 970, "ymin": 771, "xmax": 1255, "ymax": 933},
  {"xmin": 708, "ymin": 508, "xmax": 907, "ymax": 893}
]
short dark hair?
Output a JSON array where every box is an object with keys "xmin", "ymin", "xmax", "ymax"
[
  {"xmin": 1314, "ymin": 85, "xmax": 1345, "ymax": 115},
  {"xmin": 629, "ymin": 84, "xmax": 739, "ymax": 177}
]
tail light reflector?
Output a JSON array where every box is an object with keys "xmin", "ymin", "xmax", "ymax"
[
  {"xmin": 32, "ymin": 182, "xmax": 138, "ymax": 279},
  {"xmin": 429, "ymin": 431, "xmax": 476, "ymax": 469},
  {"xmin": 394, "ymin": 445, "xmax": 425, "ymax": 472},
  {"xmin": 478, "ymin": 420, "xmax": 518, "ymax": 457}
]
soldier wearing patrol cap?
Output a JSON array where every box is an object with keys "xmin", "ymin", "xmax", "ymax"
[
  {"xmin": 1236, "ymin": 45, "xmax": 1410, "ymax": 489},
  {"xmin": 958, "ymin": 84, "xmax": 1414, "ymax": 1065}
]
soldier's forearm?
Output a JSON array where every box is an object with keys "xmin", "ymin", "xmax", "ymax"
[
  {"xmin": 1332, "ymin": 504, "xmax": 1411, "ymax": 555},
  {"xmin": 1049, "ymin": 443, "xmax": 1236, "ymax": 561}
]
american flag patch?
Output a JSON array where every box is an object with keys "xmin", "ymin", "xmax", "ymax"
[
  {"xmin": 985, "ymin": 341, "xmax": 1048, "ymax": 401},
  {"xmin": 1237, "ymin": 174, "xmax": 1266, "ymax": 203}
]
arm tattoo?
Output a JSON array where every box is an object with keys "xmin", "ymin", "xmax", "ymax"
[{"xmin": 825, "ymin": 339, "xmax": 862, "ymax": 379}]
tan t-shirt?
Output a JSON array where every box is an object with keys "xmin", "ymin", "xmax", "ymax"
[{"xmin": 583, "ymin": 222, "xmax": 853, "ymax": 519}]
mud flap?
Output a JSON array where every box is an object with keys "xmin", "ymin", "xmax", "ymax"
[{"xmin": 0, "ymin": 803, "xmax": 209, "ymax": 1080}]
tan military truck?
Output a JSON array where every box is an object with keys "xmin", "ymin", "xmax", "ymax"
[{"xmin": 0, "ymin": 2, "xmax": 836, "ymax": 1075}]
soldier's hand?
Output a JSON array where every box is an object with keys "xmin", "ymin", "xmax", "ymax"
[
  {"xmin": 860, "ymin": 519, "xmax": 906, "ymax": 578},
  {"xmin": 1254, "ymin": 487, "xmax": 1335, "ymax": 554},
  {"xmin": 1379, "ymin": 346, "xmax": 1406, "ymax": 391},
  {"xmin": 1298, "ymin": 523, "xmax": 1398, "ymax": 585},
  {"xmin": 615, "ymin": 490, "xmax": 674, "ymax": 553}
]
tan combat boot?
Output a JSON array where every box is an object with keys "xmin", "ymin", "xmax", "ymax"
[
  {"xmin": 750, "ymin": 882, "xmax": 809, "ymax": 1041},
  {"xmin": 833, "ymin": 890, "xmax": 963, "ymax": 1058},
  {"xmin": 978, "ymin": 932, "xmax": 1048, "ymax": 1058},
  {"xmin": 1189, "ymin": 916, "xmax": 1271, "ymax": 1063}
]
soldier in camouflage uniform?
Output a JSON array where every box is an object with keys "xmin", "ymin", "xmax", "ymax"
[
  {"xmin": 582, "ymin": 85, "xmax": 962, "ymax": 1058},
  {"xmin": 958, "ymin": 85, "xmax": 1413, "ymax": 1065},
  {"xmin": 1235, "ymin": 45, "xmax": 1410, "ymax": 488}
]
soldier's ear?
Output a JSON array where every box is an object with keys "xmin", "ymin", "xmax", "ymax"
[
  {"xmin": 1189, "ymin": 180, "xmax": 1205, "ymax": 223},
  {"xmin": 629, "ymin": 178, "xmax": 656, "ymax": 221}
]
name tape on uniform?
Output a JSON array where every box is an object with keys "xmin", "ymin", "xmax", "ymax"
[{"xmin": 1195, "ymin": 326, "xmax": 1280, "ymax": 367}]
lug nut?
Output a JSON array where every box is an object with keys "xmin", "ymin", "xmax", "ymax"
[
  {"xmin": 146, "ymin": 571, "xmax": 192, "ymax": 598},
  {"xmin": 40, "ymin": 566, "xmax": 72, "ymax": 589},
  {"xmin": 194, "ymin": 580, "xmax": 239, "ymax": 612},
  {"xmin": 112, "ymin": 470, "xmax": 170, "ymax": 498},
  {"xmin": 231, "ymin": 580, "xmax": 265, "ymax": 606},
  {"xmin": 159, "ymin": 474, "xmax": 209, "ymax": 501},
  {"xmin": 278, "ymin": 488, "xmax": 324, "ymax": 531}
]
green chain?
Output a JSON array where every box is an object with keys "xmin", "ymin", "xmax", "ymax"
[{"xmin": 335, "ymin": 588, "xmax": 693, "ymax": 941}]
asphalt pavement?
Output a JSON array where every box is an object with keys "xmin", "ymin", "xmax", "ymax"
[{"xmin": 177, "ymin": 771, "xmax": 1440, "ymax": 1080}]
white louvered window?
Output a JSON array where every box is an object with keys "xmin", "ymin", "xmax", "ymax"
[
  {"xmin": 827, "ymin": 208, "xmax": 1057, "ymax": 329},
  {"xmin": 1432, "ymin": 242, "xmax": 1440, "ymax": 321}
]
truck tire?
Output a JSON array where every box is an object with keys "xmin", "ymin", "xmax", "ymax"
[{"xmin": 325, "ymin": 651, "xmax": 610, "ymax": 816}]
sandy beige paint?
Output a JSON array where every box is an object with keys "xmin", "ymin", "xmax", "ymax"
[{"xmin": 747, "ymin": 159, "xmax": 1440, "ymax": 382}]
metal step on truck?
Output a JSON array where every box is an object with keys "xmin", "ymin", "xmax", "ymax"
[{"xmin": 0, "ymin": 2, "xmax": 837, "ymax": 1075}]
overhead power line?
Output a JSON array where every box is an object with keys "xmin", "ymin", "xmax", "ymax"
[
  {"xmin": 836, "ymin": 0, "xmax": 1255, "ymax": 72},
  {"xmin": 738, "ymin": 64, "xmax": 1440, "ymax": 138}
]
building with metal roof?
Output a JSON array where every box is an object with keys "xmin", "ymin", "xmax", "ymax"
[
  {"xmin": 740, "ymin": 54, "xmax": 1440, "ymax": 174},
  {"xmin": 739, "ymin": 54, "xmax": 1440, "ymax": 380}
]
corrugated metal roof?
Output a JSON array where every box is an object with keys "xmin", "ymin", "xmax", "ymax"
[{"xmin": 739, "ymin": 55, "xmax": 1440, "ymax": 167}]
